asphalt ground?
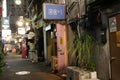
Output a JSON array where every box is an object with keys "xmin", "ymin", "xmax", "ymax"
[{"xmin": 0, "ymin": 53, "xmax": 63, "ymax": 80}]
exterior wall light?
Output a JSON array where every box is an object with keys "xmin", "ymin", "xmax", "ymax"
[
  {"xmin": 16, "ymin": 21, "xmax": 23, "ymax": 27},
  {"xmin": 16, "ymin": 16, "xmax": 24, "ymax": 27},
  {"xmin": 25, "ymin": 22, "xmax": 29, "ymax": 26},
  {"xmin": 15, "ymin": 0, "xmax": 21, "ymax": 5}
]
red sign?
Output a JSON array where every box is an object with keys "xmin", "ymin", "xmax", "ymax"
[{"xmin": 0, "ymin": 7, "xmax": 2, "ymax": 16}]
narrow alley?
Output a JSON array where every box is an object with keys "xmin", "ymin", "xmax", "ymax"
[
  {"xmin": 1, "ymin": 0, "xmax": 120, "ymax": 80},
  {"xmin": 0, "ymin": 53, "xmax": 63, "ymax": 80}
]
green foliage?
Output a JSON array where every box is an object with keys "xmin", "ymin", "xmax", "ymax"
[
  {"xmin": 87, "ymin": 60, "xmax": 96, "ymax": 71},
  {"xmin": 68, "ymin": 32, "xmax": 97, "ymax": 71}
]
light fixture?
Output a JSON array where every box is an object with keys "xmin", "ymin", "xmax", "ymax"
[
  {"xmin": 16, "ymin": 21, "xmax": 23, "ymax": 27},
  {"xmin": 16, "ymin": 16, "xmax": 24, "ymax": 27},
  {"xmin": 25, "ymin": 22, "xmax": 29, "ymax": 26},
  {"xmin": 15, "ymin": 0, "xmax": 21, "ymax": 5}
]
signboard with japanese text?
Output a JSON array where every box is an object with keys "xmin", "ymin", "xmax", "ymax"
[
  {"xmin": 43, "ymin": 3, "xmax": 66, "ymax": 20},
  {"xmin": 2, "ymin": 17, "xmax": 10, "ymax": 29},
  {"xmin": 109, "ymin": 17, "xmax": 117, "ymax": 32},
  {"xmin": 2, "ymin": 17, "xmax": 10, "ymax": 25}
]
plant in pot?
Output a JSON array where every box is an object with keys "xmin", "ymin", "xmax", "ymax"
[
  {"xmin": 75, "ymin": 32, "xmax": 96, "ymax": 71},
  {"xmin": 67, "ymin": 31, "xmax": 98, "ymax": 80}
]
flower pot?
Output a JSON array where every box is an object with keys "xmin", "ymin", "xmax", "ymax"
[
  {"xmin": 90, "ymin": 71, "xmax": 97, "ymax": 79},
  {"xmin": 67, "ymin": 66, "xmax": 100, "ymax": 80}
]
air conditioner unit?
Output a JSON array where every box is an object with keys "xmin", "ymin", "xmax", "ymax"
[
  {"xmin": 51, "ymin": 56, "xmax": 58, "ymax": 72},
  {"xmin": 67, "ymin": 66, "xmax": 84, "ymax": 80},
  {"xmin": 67, "ymin": 66, "xmax": 90, "ymax": 80}
]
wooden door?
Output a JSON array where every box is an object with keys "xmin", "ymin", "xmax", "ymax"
[{"xmin": 109, "ymin": 14, "xmax": 120, "ymax": 80}]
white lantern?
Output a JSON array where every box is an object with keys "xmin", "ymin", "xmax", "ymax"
[{"xmin": 15, "ymin": 0, "xmax": 21, "ymax": 5}]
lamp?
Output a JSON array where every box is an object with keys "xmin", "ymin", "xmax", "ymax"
[
  {"xmin": 16, "ymin": 21, "xmax": 23, "ymax": 27},
  {"xmin": 15, "ymin": 0, "xmax": 21, "ymax": 5},
  {"xmin": 16, "ymin": 16, "xmax": 24, "ymax": 27}
]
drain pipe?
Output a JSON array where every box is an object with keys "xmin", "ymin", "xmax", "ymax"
[{"xmin": 43, "ymin": 24, "xmax": 47, "ymax": 63}]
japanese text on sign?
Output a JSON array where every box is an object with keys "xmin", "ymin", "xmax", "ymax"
[{"xmin": 43, "ymin": 3, "xmax": 65, "ymax": 20}]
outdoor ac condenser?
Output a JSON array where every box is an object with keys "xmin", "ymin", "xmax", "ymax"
[{"xmin": 51, "ymin": 56, "xmax": 58, "ymax": 72}]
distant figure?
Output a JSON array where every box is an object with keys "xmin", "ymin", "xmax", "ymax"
[
  {"xmin": 26, "ymin": 42, "xmax": 29, "ymax": 58},
  {"xmin": 21, "ymin": 39, "xmax": 26, "ymax": 58},
  {"xmin": 2, "ymin": 39, "xmax": 4, "ymax": 53}
]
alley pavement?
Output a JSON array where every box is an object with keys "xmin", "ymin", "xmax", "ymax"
[{"xmin": 0, "ymin": 53, "xmax": 63, "ymax": 80}]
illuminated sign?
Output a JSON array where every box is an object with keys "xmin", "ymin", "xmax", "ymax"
[
  {"xmin": 43, "ymin": 3, "xmax": 66, "ymax": 20},
  {"xmin": 18, "ymin": 28, "xmax": 25, "ymax": 35},
  {"xmin": 2, "ymin": 17, "xmax": 9, "ymax": 25}
]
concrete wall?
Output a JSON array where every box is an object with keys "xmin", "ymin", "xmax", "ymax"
[
  {"xmin": 66, "ymin": 1, "xmax": 120, "ymax": 80},
  {"xmin": 67, "ymin": 25, "xmax": 76, "ymax": 66},
  {"xmin": 95, "ymin": 3, "xmax": 120, "ymax": 80},
  {"xmin": 94, "ymin": 26, "xmax": 110, "ymax": 80}
]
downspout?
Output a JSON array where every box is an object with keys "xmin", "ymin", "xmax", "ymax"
[
  {"xmin": 84, "ymin": 0, "xmax": 87, "ymax": 28},
  {"xmin": 43, "ymin": 23, "xmax": 47, "ymax": 63},
  {"xmin": 79, "ymin": 0, "xmax": 87, "ymax": 31},
  {"xmin": 77, "ymin": 0, "xmax": 81, "ymax": 37},
  {"xmin": 78, "ymin": 0, "xmax": 87, "ymax": 36}
]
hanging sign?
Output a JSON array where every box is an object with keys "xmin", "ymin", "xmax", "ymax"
[{"xmin": 43, "ymin": 3, "xmax": 66, "ymax": 20}]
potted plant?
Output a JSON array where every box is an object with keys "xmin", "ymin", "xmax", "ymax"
[{"xmin": 67, "ymin": 31, "xmax": 99, "ymax": 80}]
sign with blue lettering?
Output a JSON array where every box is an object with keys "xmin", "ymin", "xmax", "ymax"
[{"xmin": 43, "ymin": 3, "xmax": 66, "ymax": 20}]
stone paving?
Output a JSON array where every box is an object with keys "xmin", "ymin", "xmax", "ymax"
[{"xmin": 0, "ymin": 53, "xmax": 63, "ymax": 80}]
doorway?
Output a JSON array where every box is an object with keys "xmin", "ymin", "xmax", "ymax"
[{"xmin": 109, "ymin": 14, "xmax": 120, "ymax": 80}]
